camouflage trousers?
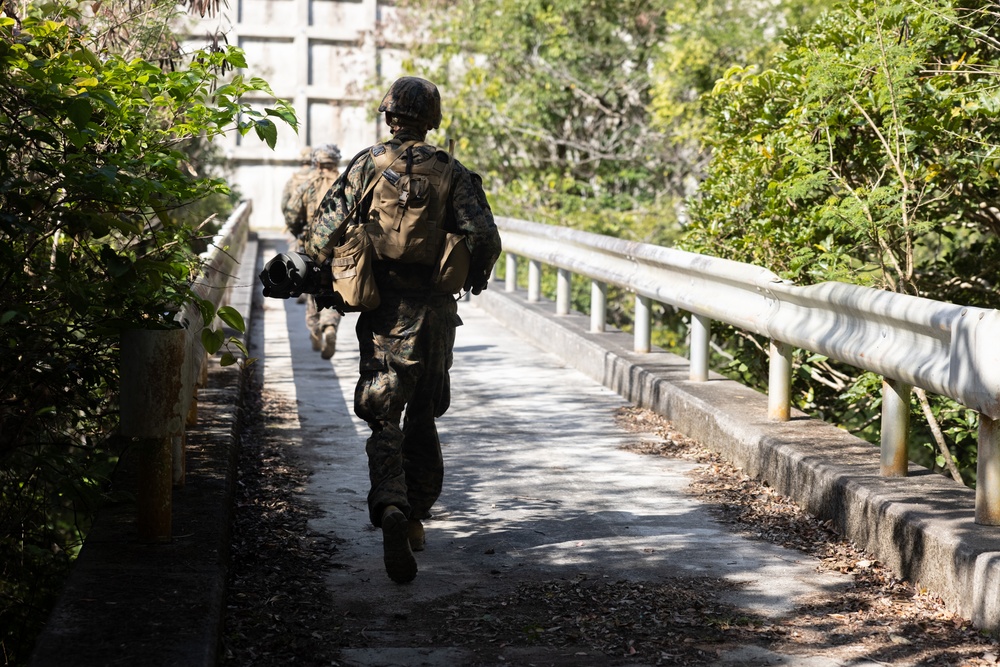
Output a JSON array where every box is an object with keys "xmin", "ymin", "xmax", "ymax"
[
  {"xmin": 306, "ymin": 294, "xmax": 342, "ymax": 338},
  {"xmin": 354, "ymin": 291, "xmax": 460, "ymax": 527}
]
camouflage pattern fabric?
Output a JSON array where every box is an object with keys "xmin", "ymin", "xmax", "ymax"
[
  {"xmin": 298, "ymin": 163, "xmax": 343, "ymax": 341},
  {"xmin": 305, "ymin": 129, "xmax": 501, "ymax": 528},
  {"xmin": 281, "ymin": 152, "xmax": 315, "ymax": 238},
  {"xmin": 300, "ymin": 164, "xmax": 339, "ymax": 229},
  {"xmin": 305, "ymin": 293, "xmax": 342, "ymax": 335},
  {"xmin": 355, "ymin": 291, "xmax": 459, "ymax": 525},
  {"xmin": 307, "ymin": 132, "xmax": 502, "ymax": 294}
]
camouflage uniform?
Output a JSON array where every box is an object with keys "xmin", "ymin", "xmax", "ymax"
[
  {"xmin": 300, "ymin": 144, "xmax": 343, "ymax": 355},
  {"xmin": 307, "ymin": 129, "xmax": 501, "ymax": 528},
  {"xmin": 281, "ymin": 147, "xmax": 315, "ymax": 244}
]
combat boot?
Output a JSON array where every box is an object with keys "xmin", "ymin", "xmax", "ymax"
[
  {"xmin": 320, "ymin": 326, "xmax": 337, "ymax": 359},
  {"xmin": 381, "ymin": 505, "xmax": 417, "ymax": 583},
  {"xmin": 408, "ymin": 518, "xmax": 425, "ymax": 552}
]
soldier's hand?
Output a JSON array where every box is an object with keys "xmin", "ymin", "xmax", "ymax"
[{"xmin": 465, "ymin": 272, "xmax": 488, "ymax": 295}]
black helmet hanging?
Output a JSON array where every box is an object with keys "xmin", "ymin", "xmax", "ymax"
[{"xmin": 378, "ymin": 77, "xmax": 442, "ymax": 131}]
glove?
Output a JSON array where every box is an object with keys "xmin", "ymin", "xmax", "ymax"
[
  {"xmin": 464, "ymin": 268, "xmax": 489, "ymax": 296},
  {"xmin": 314, "ymin": 293, "xmax": 344, "ymax": 314}
]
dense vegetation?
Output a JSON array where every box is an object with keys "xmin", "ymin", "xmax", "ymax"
[
  {"xmin": 0, "ymin": 1, "xmax": 294, "ymax": 662},
  {"xmin": 400, "ymin": 0, "xmax": 999, "ymax": 482}
]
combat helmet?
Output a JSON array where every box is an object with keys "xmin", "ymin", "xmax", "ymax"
[
  {"xmin": 313, "ymin": 143, "xmax": 341, "ymax": 166},
  {"xmin": 298, "ymin": 146, "xmax": 314, "ymax": 164},
  {"xmin": 378, "ymin": 77, "xmax": 442, "ymax": 131}
]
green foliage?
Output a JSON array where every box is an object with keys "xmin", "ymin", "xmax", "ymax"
[
  {"xmin": 0, "ymin": 4, "xmax": 295, "ymax": 662},
  {"xmin": 684, "ymin": 0, "xmax": 1000, "ymax": 296},
  {"xmin": 682, "ymin": 0, "xmax": 1000, "ymax": 482},
  {"xmin": 400, "ymin": 0, "xmax": 682, "ymax": 244},
  {"xmin": 398, "ymin": 0, "xmax": 822, "ymax": 339},
  {"xmin": 650, "ymin": 0, "xmax": 823, "ymax": 165}
]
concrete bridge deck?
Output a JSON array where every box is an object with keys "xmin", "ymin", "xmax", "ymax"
[{"xmin": 253, "ymin": 231, "xmax": 876, "ymax": 666}]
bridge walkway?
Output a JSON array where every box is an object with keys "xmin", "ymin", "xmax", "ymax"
[{"xmin": 254, "ymin": 232, "xmax": 880, "ymax": 666}]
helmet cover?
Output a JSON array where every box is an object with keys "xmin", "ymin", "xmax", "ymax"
[
  {"xmin": 378, "ymin": 77, "xmax": 442, "ymax": 130},
  {"xmin": 312, "ymin": 143, "xmax": 341, "ymax": 165}
]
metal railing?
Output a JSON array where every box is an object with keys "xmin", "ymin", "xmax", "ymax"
[
  {"xmin": 176, "ymin": 199, "xmax": 253, "ymax": 394},
  {"xmin": 495, "ymin": 216, "xmax": 1000, "ymax": 524}
]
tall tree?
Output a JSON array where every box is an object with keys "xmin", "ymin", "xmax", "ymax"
[{"xmin": 684, "ymin": 0, "xmax": 1000, "ymax": 301}]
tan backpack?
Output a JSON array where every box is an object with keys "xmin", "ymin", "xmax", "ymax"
[{"xmin": 364, "ymin": 140, "xmax": 454, "ymax": 267}]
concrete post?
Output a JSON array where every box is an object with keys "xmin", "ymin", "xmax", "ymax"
[
  {"xmin": 528, "ymin": 259, "xmax": 541, "ymax": 303},
  {"xmin": 556, "ymin": 268, "xmax": 571, "ymax": 315},
  {"xmin": 634, "ymin": 294, "xmax": 651, "ymax": 353},
  {"xmin": 976, "ymin": 415, "xmax": 1000, "ymax": 525},
  {"xmin": 505, "ymin": 253, "xmax": 517, "ymax": 293},
  {"xmin": 120, "ymin": 328, "xmax": 188, "ymax": 543}
]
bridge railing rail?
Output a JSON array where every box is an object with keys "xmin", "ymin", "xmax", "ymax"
[{"xmin": 495, "ymin": 215, "xmax": 1000, "ymax": 524}]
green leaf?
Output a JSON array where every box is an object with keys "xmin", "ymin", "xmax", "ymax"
[
  {"xmin": 219, "ymin": 352, "xmax": 237, "ymax": 367},
  {"xmin": 190, "ymin": 296, "xmax": 214, "ymax": 327},
  {"xmin": 67, "ymin": 97, "xmax": 93, "ymax": 130},
  {"xmin": 201, "ymin": 328, "xmax": 225, "ymax": 355},
  {"xmin": 216, "ymin": 306, "xmax": 245, "ymax": 333},
  {"xmin": 227, "ymin": 49, "xmax": 248, "ymax": 69},
  {"xmin": 253, "ymin": 118, "xmax": 278, "ymax": 149}
]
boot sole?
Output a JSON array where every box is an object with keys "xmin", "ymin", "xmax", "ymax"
[{"xmin": 382, "ymin": 509, "xmax": 417, "ymax": 583}]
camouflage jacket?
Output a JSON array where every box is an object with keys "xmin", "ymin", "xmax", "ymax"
[
  {"xmin": 300, "ymin": 165, "xmax": 340, "ymax": 231},
  {"xmin": 306, "ymin": 130, "xmax": 502, "ymax": 294},
  {"xmin": 281, "ymin": 165, "xmax": 314, "ymax": 237}
]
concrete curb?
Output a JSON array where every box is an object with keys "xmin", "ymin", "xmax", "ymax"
[
  {"xmin": 28, "ymin": 233, "xmax": 260, "ymax": 667},
  {"xmin": 476, "ymin": 286, "xmax": 1000, "ymax": 633}
]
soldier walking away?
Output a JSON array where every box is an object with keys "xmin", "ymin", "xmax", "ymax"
[
  {"xmin": 280, "ymin": 147, "xmax": 315, "ymax": 304},
  {"xmin": 306, "ymin": 77, "xmax": 502, "ymax": 583},
  {"xmin": 281, "ymin": 146, "xmax": 315, "ymax": 246},
  {"xmin": 300, "ymin": 144, "xmax": 343, "ymax": 358}
]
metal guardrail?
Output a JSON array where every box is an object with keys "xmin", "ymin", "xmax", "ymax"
[
  {"xmin": 495, "ymin": 215, "xmax": 1000, "ymax": 524},
  {"xmin": 176, "ymin": 199, "xmax": 253, "ymax": 394}
]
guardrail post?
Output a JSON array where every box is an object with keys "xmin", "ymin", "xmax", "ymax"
[
  {"xmin": 976, "ymin": 415, "xmax": 1000, "ymax": 525},
  {"xmin": 767, "ymin": 339, "xmax": 792, "ymax": 421},
  {"xmin": 880, "ymin": 378, "xmax": 911, "ymax": 477},
  {"xmin": 634, "ymin": 295, "xmax": 651, "ymax": 353},
  {"xmin": 556, "ymin": 268, "xmax": 571, "ymax": 315},
  {"xmin": 505, "ymin": 253, "xmax": 517, "ymax": 293},
  {"xmin": 689, "ymin": 313, "xmax": 710, "ymax": 382},
  {"xmin": 528, "ymin": 259, "xmax": 542, "ymax": 302},
  {"xmin": 590, "ymin": 280, "xmax": 607, "ymax": 333}
]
